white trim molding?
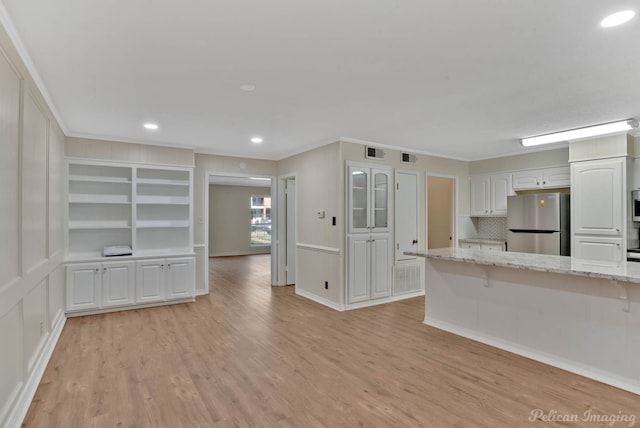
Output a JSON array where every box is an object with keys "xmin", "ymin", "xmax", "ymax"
[
  {"xmin": 296, "ymin": 243, "xmax": 341, "ymax": 255},
  {"xmin": 295, "ymin": 288, "xmax": 345, "ymax": 312}
]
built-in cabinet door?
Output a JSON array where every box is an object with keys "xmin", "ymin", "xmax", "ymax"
[
  {"xmin": 489, "ymin": 173, "xmax": 511, "ymax": 216},
  {"xmin": 572, "ymin": 159, "xmax": 623, "ymax": 236},
  {"xmin": 470, "ymin": 175, "xmax": 489, "ymax": 216},
  {"xmin": 348, "ymin": 236, "xmax": 370, "ymax": 303},
  {"xmin": 136, "ymin": 259, "xmax": 166, "ymax": 303},
  {"xmin": 166, "ymin": 257, "xmax": 195, "ymax": 300},
  {"xmin": 102, "ymin": 261, "xmax": 135, "ymax": 308},
  {"xmin": 572, "ymin": 236, "xmax": 623, "ymax": 262},
  {"xmin": 349, "ymin": 166, "xmax": 369, "ymax": 233},
  {"xmin": 66, "ymin": 263, "xmax": 101, "ymax": 311},
  {"xmin": 542, "ymin": 166, "xmax": 570, "ymax": 188},
  {"xmin": 370, "ymin": 235, "xmax": 391, "ymax": 299},
  {"xmin": 512, "ymin": 170, "xmax": 542, "ymax": 190},
  {"xmin": 371, "ymin": 169, "xmax": 391, "ymax": 233}
]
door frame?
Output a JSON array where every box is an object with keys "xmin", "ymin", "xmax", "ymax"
[
  {"xmin": 204, "ymin": 171, "xmax": 278, "ymax": 292},
  {"xmin": 425, "ymin": 173, "xmax": 459, "ymax": 250},
  {"xmin": 276, "ymin": 173, "xmax": 297, "ymax": 286}
]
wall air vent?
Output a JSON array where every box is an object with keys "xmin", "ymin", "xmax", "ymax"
[
  {"xmin": 365, "ymin": 146, "xmax": 385, "ymax": 160},
  {"xmin": 401, "ymin": 152, "xmax": 417, "ymax": 164}
]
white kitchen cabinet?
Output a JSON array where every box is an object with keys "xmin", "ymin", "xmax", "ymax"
[
  {"xmin": 66, "ymin": 263, "xmax": 101, "ymax": 311},
  {"xmin": 458, "ymin": 240, "xmax": 505, "ymax": 251},
  {"xmin": 102, "ymin": 261, "xmax": 135, "ymax": 308},
  {"xmin": 512, "ymin": 166, "xmax": 570, "ymax": 191},
  {"xmin": 571, "ymin": 159, "xmax": 623, "ymax": 236},
  {"xmin": 572, "ymin": 236, "xmax": 623, "ymax": 262},
  {"xmin": 348, "ymin": 164, "xmax": 392, "ymax": 234},
  {"xmin": 470, "ymin": 173, "xmax": 512, "ymax": 217},
  {"xmin": 348, "ymin": 234, "xmax": 391, "ymax": 303}
]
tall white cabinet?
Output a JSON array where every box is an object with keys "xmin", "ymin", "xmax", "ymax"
[
  {"xmin": 571, "ymin": 157, "xmax": 627, "ymax": 262},
  {"xmin": 347, "ymin": 163, "xmax": 392, "ymax": 304},
  {"xmin": 64, "ymin": 160, "xmax": 195, "ymax": 316}
]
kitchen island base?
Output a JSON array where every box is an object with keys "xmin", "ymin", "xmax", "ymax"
[{"xmin": 423, "ymin": 256, "xmax": 640, "ymax": 395}]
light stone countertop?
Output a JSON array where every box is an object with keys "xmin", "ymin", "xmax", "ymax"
[
  {"xmin": 458, "ymin": 238, "xmax": 506, "ymax": 245},
  {"xmin": 405, "ymin": 247, "xmax": 640, "ymax": 284}
]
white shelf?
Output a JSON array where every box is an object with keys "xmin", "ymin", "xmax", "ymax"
[
  {"xmin": 69, "ymin": 194, "xmax": 131, "ymax": 204},
  {"xmin": 137, "ymin": 178, "xmax": 189, "ymax": 186},
  {"xmin": 69, "ymin": 221, "xmax": 131, "ymax": 230},
  {"xmin": 69, "ymin": 175, "xmax": 132, "ymax": 184},
  {"xmin": 137, "ymin": 220, "xmax": 190, "ymax": 228},
  {"xmin": 136, "ymin": 196, "xmax": 189, "ymax": 205}
]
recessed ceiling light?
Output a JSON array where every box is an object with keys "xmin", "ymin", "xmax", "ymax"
[
  {"xmin": 144, "ymin": 123, "xmax": 159, "ymax": 130},
  {"xmin": 251, "ymin": 137, "xmax": 263, "ymax": 143},
  {"xmin": 600, "ymin": 10, "xmax": 636, "ymax": 28},
  {"xmin": 240, "ymin": 84, "xmax": 256, "ymax": 92}
]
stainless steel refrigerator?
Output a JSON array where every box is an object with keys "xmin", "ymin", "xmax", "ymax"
[{"xmin": 507, "ymin": 193, "xmax": 570, "ymax": 256}]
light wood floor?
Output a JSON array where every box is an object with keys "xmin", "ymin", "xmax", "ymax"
[{"xmin": 24, "ymin": 254, "xmax": 639, "ymax": 427}]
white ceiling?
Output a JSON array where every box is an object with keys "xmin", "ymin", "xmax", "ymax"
[{"xmin": 2, "ymin": 0, "xmax": 639, "ymax": 161}]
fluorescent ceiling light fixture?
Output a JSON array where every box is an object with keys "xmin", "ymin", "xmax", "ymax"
[
  {"xmin": 250, "ymin": 177, "xmax": 271, "ymax": 181},
  {"xmin": 251, "ymin": 137, "xmax": 263, "ymax": 143},
  {"xmin": 600, "ymin": 10, "xmax": 636, "ymax": 28},
  {"xmin": 521, "ymin": 119, "xmax": 639, "ymax": 147},
  {"xmin": 144, "ymin": 123, "xmax": 159, "ymax": 130}
]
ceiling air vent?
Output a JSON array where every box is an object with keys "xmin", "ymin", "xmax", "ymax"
[
  {"xmin": 401, "ymin": 152, "xmax": 417, "ymax": 164},
  {"xmin": 365, "ymin": 146, "xmax": 385, "ymax": 160}
]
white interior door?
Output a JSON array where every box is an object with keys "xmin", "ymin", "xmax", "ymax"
[
  {"xmin": 395, "ymin": 171, "xmax": 419, "ymax": 261},
  {"xmin": 285, "ymin": 178, "xmax": 296, "ymax": 285}
]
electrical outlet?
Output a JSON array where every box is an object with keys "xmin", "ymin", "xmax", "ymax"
[{"xmin": 325, "ymin": 281, "xmax": 328, "ymax": 290}]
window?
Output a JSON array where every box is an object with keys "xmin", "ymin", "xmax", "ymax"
[{"xmin": 251, "ymin": 195, "xmax": 271, "ymax": 246}]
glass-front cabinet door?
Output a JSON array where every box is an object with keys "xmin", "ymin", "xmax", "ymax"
[
  {"xmin": 348, "ymin": 164, "xmax": 391, "ymax": 234},
  {"xmin": 349, "ymin": 166, "xmax": 369, "ymax": 233},
  {"xmin": 372, "ymin": 169, "xmax": 389, "ymax": 230}
]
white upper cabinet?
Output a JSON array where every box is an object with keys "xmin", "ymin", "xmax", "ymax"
[
  {"xmin": 512, "ymin": 166, "xmax": 570, "ymax": 191},
  {"xmin": 470, "ymin": 173, "xmax": 512, "ymax": 217},
  {"xmin": 348, "ymin": 164, "xmax": 392, "ymax": 234},
  {"xmin": 571, "ymin": 158, "xmax": 624, "ymax": 237}
]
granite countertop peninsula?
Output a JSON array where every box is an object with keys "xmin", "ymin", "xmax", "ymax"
[
  {"xmin": 458, "ymin": 238, "xmax": 506, "ymax": 245},
  {"xmin": 406, "ymin": 247, "xmax": 640, "ymax": 284}
]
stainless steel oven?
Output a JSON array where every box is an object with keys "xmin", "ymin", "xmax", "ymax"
[{"xmin": 633, "ymin": 190, "xmax": 640, "ymax": 222}]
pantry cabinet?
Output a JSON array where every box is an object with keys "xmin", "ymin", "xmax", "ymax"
[
  {"xmin": 571, "ymin": 157, "xmax": 627, "ymax": 262},
  {"xmin": 347, "ymin": 161, "xmax": 393, "ymax": 305}
]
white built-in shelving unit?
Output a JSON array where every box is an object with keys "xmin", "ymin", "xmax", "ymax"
[{"xmin": 64, "ymin": 160, "xmax": 195, "ymax": 316}]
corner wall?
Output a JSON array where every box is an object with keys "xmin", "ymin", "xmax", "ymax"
[{"xmin": 0, "ymin": 21, "xmax": 66, "ymax": 428}]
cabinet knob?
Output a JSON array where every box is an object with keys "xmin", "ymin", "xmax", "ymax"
[
  {"xmin": 412, "ymin": 239, "xmax": 418, "ymax": 245},
  {"xmin": 167, "ymin": 264, "xmax": 171, "ymax": 268},
  {"xmin": 161, "ymin": 264, "xmax": 164, "ymax": 268},
  {"xmin": 616, "ymin": 243, "xmax": 621, "ymax": 247},
  {"xmin": 103, "ymin": 267, "xmax": 107, "ymax": 272},
  {"xmin": 95, "ymin": 268, "xmax": 99, "ymax": 272},
  {"xmin": 543, "ymin": 181, "xmax": 546, "ymax": 184},
  {"xmin": 536, "ymin": 182, "xmax": 539, "ymax": 185}
]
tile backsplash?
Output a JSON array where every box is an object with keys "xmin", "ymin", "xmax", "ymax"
[{"xmin": 476, "ymin": 217, "xmax": 507, "ymax": 240}]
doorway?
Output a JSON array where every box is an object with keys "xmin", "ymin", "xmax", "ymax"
[
  {"xmin": 207, "ymin": 174, "xmax": 274, "ymax": 287},
  {"xmin": 427, "ymin": 176, "xmax": 456, "ymax": 249},
  {"xmin": 284, "ymin": 177, "xmax": 296, "ymax": 285}
]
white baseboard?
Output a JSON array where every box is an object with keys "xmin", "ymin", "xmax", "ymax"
[
  {"xmin": 295, "ymin": 288, "xmax": 345, "ymax": 311},
  {"xmin": 424, "ymin": 317, "xmax": 640, "ymax": 396},
  {"xmin": 195, "ymin": 289, "xmax": 208, "ymax": 296},
  {"xmin": 5, "ymin": 311, "xmax": 67, "ymax": 428},
  {"xmin": 345, "ymin": 290, "xmax": 425, "ymax": 311}
]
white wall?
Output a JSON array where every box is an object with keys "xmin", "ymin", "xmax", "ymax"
[
  {"xmin": 209, "ymin": 185, "xmax": 271, "ymax": 257},
  {"xmin": 278, "ymin": 143, "xmax": 342, "ymax": 305},
  {"xmin": 469, "ymin": 147, "xmax": 569, "ymax": 175},
  {"xmin": 0, "ymin": 22, "xmax": 66, "ymax": 427}
]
